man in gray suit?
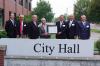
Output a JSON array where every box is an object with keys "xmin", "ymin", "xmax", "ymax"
[{"xmin": 39, "ymin": 18, "xmax": 50, "ymax": 38}]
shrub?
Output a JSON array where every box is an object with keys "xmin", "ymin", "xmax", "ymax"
[
  {"xmin": 91, "ymin": 29, "xmax": 100, "ymax": 33},
  {"xmin": 16, "ymin": 15, "xmax": 32, "ymax": 23},
  {"xmin": 0, "ymin": 31, "xmax": 7, "ymax": 38},
  {"xmin": 96, "ymin": 39, "xmax": 100, "ymax": 53}
]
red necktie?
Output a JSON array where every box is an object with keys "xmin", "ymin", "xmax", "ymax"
[{"xmin": 20, "ymin": 20, "xmax": 22, "ymax": 34}]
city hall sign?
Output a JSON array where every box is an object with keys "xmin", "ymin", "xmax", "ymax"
[
  {"xmin": 33, "ymin": 43, "xmax": 80, "ymax": 55},
  {"xmin": 0, "ymin": 38, "xmax": 94, "ymax": 57}
]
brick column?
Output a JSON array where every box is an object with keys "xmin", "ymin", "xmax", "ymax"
[{"xmin": 0, "ymin": 45, "xmax": 7, "ymax": 66}]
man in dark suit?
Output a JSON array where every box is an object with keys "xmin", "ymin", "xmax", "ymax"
[
  {"xmin": 56, "ymin": 15, "xmax": 68, "ymax": 39},
  {"xmin": 16, "ymin": 15, "xmax": 27, "ymax": 38},
  {"xmin": 27, "ymin": 15, "xmax": 40, "ymax": 39},
  {"xmin": 5, "ymin": 13, "xmax": 17, "ymax": 38},
  {"xmin": 67, "ymin": 15, "xmax": 78, "ymax": 39},
  {"xmin": 78, "ymin": 15, "xmax": 90, "ymax": 39}
]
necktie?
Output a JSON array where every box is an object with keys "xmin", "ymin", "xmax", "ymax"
[
  {"xmin": 34, "ymin": 22, "xmax": 37, "ymax": 27},
  {"xmin": 20, "ymin": 21, "xmax": 23, "ymax": 34},
  {"xmin": 42, "ymin": 25, "xmax": 45, "ymax": 33}
]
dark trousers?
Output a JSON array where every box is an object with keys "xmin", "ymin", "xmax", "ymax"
[{"xmin": 40, "ymin": 35, "xmax": 51, "ymax": 39}]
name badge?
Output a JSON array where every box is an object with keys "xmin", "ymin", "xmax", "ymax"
[
  {"xmin": 24, "ymin": 24, "xmax": 26, "ymax": 27},
  {"xmin": 86, "ymin": 25, "xmax": 89, "ymax": 28},
  {"xmin": 72, "ymin": 24, "xmax": 75, "ymax": 26},
  {"xmin": 62, "ymin": 25, "xmax": 65, "ymax": 27}
]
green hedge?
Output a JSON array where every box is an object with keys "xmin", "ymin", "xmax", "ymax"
[
  {"xmin": 95, "ymin": 39, "xmax": 100, "ymax": 51},
  {"xmin": 16, "ymin": 15, "xmax": 32, "ymax": 23},
  {"xmin": 0, "ymin": 31, "xmax": 7, "ymax": 38},
  {"xmin": 91, "ymin": 29, "xmax": 100, "ymax": 33}
]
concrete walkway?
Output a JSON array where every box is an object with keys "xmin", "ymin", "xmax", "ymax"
[
  {"xmin": 91, "ymin": 32, "xmax": 100, "ymax": 41},
  {"xmin": 91, "ymin": 23, "xmax": 100, "ymax": 30},
  {"xmin": 91, "ymin": 24, "xmax": 100, "ymax": 41}
]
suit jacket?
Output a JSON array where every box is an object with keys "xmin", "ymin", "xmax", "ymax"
[
  {"xmin": 39, "ymin": 24, "xmax": 50, "ymax": 38},
  {"xmin": 67, "ymin": 20, "xmax": 78, "ymax": 39},
  {"xmin": 78, "ymin": 21, "xmax": 90, "ymax": 39},
  {"xmin": 39, "ymin": 24, "xmax": 47, "ymax": 34},
  {"xmin": 27, "ymin": 21, "xmax": 40, "ymax": 39},
  {"xmin": 5, "ymin": 20, "xmax": 17, "ymax": 38},
  {"xmin": 16, "ymin": 20, "xmax": 27, "ymax": 36},
  {"xmin": 56, "ymin": 21, "xmax": 68, "ymax": 39}
]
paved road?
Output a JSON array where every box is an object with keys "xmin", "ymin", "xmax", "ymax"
[
  {"xmin": 91, "ymin": 24, "xmax": 100, "ymax": 30},
  {"xmin": 91, "ymin": 32, "xmax": 100, "ymax": 41},
  {"xmin": 91, "ymin": 24, "xmax": 100, "ymax": 41}
]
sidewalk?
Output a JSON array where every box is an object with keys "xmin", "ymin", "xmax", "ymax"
[{"xmin": 91, "ymin": 23, "xmax": 100, "ymax": 30}]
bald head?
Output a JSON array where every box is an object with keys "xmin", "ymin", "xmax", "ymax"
[
  {"xmin": 10, "ymin": 13, "xmax": 15, "ymax": 20},
  {"xmin": 19, "ymin": 15, "xmax": 24, "ymax": 21},
  {"xmin": 59, "ymin": 15, "xmax": 64, "ymax": 21},
  {"xmin": 81, "ymin": 15, "xmax": 87, "ymax": 21},
  {"xmin": 32, "ymin": 15, "xmax": 38, "ymax": 22},
  {"xmin": 41, "ymin": 18, "xmax": 46, "ymax": 24},
  {"xmin": 68, "ymin": 14, "xmax": 75, "ymax": 20}
]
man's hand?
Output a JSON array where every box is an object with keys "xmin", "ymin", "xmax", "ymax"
[
  {"xmin": 57, "ymin": 32, "xmax": 62, "ymax": 35},
  {"xmin": 74, "ymin": 36, "xmax": 78, "ymax": 39},
  {"xmin": 44, "ymin": 32, "xmax": 48, "ymax": 35}
]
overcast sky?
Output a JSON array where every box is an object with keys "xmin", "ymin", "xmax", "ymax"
[{"xmin": 31, "ymin": 0, "xmax": 76, "ymax": 17}]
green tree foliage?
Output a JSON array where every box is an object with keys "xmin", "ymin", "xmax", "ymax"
[
  {"xmin": 32, "ymin": 0, "xmax": 54, "ymax": 23},
  {"xmin": 88, "ymin": 0, "xmax": 100, "ymax": 23},
  {"xmin": 54, "ymin": 13, "xmax": 68, "ymax": 22},
  {"xmin": 16, "ymin": 15, "xmax": 32, "ymax": 23},
  {"xmin": 74, "ymin": 0, "xmax": 91, "ymax": 20}
]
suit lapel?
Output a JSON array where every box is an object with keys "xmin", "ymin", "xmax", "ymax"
[
  {"xmin": 10, "ymin": 20, "xmax": 16, "ymax": 27},
  {"xmin": 58, "ymin": 21, "xmax": 61, "ymax": 28},
  {"xmin": 32, "ymin": 22, "xmax": 38, "ymax": 28}
]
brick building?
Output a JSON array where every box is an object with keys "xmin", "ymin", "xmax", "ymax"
[{"xmin": 0, "ymin": 0, "xmax": 32, "ymax": 27}]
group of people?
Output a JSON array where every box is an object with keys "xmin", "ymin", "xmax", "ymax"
[
  {"xmin": 5, "ymin": 13, "xmax": 90, "ymax": 39},
  {"xmin": 5, "ymin": 14, "xmax": 50, "ymax": 39},
  {"xmin": 56, "ymin": 15, "xmax": 90, "ymax": 39}
]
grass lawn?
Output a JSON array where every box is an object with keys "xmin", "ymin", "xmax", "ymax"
[
  {"xmin": 94, "ymin": 42, "xmax": 98, "ymax": 51},
  {"xmin": 91, "ymin": 29, "xmax": 100, "ymax": 33}
]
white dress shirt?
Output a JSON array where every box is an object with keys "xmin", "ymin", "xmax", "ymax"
[
  {"xmin": 60, "ymin": 21, "xmax": 63, "ymax": 27},
  {"xmin": 10, "ymin": 19, "xmax": 14, "ymax": 25},
  {"xmin": 82, "ymin": 21, "xmax": 86, "ymax": 26},
  {"xmin": 69, "ymin": 20, "xmax": 73, "ymax": 28}
]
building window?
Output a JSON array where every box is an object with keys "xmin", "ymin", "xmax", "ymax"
[
  {"xmin": 19, "ymin": 0, "xmax": 23, "ymax": 6},
  {"xmin": 14, "ymin": 13, "xmax": 16, "ymax": 20},
  {"xmin": 29, "ymin": 2, "xmax": 31, "ymax": 11},
  {"xmin": 0, "ymin": 9, "xmax": 4, "ymax": 27},
  {"xmin": 25, "ymin": 0, "xmax": 28, "ymax": 9},
  {"xmin": 9, "ymin": 11, "xmax": 12, "ymax": 19}
]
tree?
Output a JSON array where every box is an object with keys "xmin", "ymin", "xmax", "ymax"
[
  {"xmin": 74, "ymin": 0, "xmax": 91, "ymax": 20},
  {"xmin": 32, "ymin": 0, "xmax": 54, "ymax": 23},
  {"xmin": 88, "ymin": 0, "xmax": 100, "ymax": 23}
]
